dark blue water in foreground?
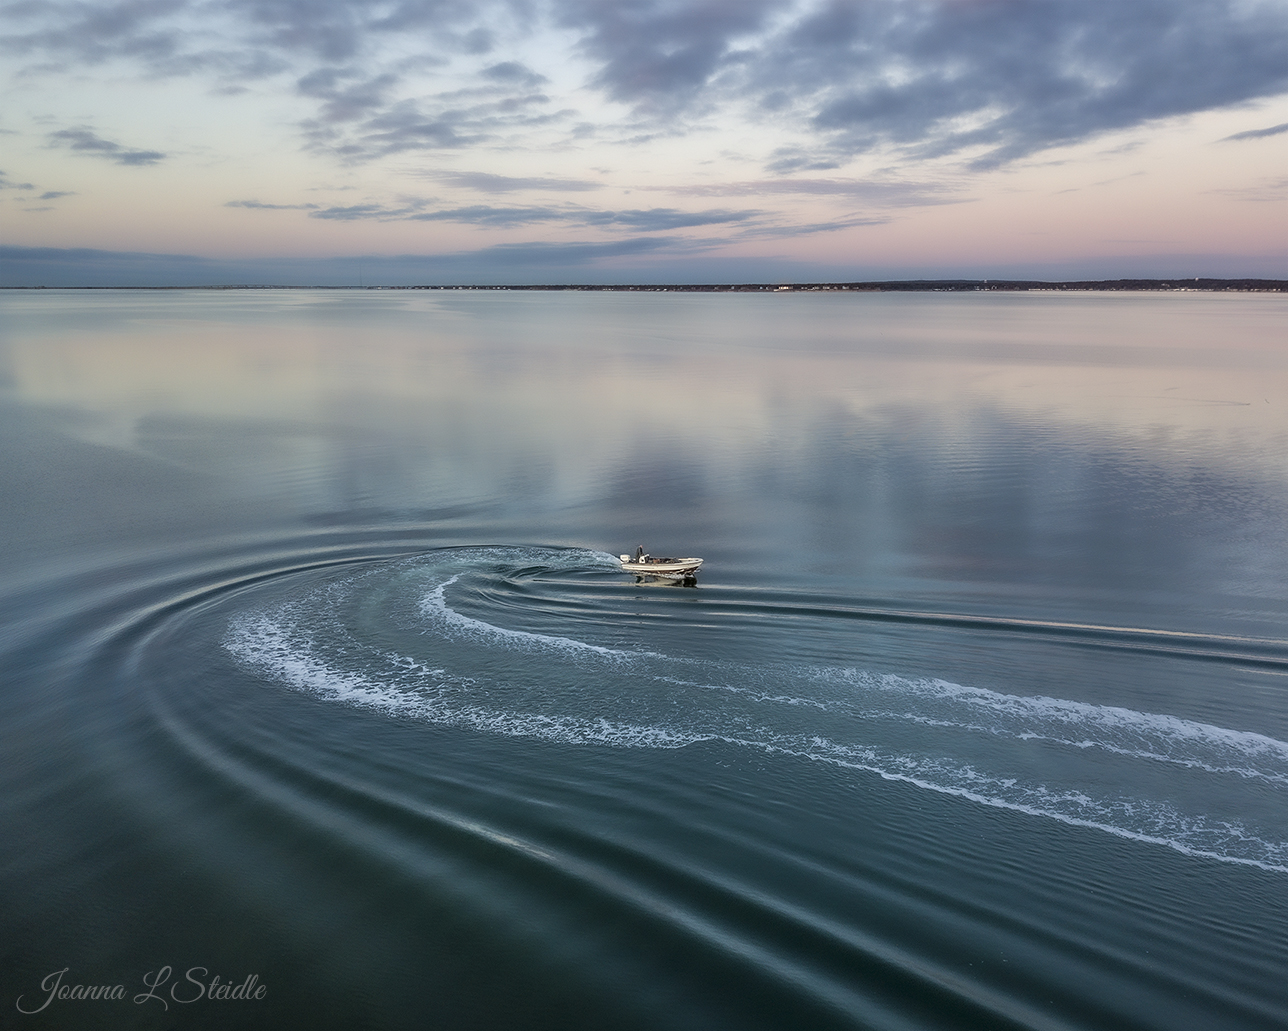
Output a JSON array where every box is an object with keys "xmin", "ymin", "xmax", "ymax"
[{"xmin": 2, "ymin": 289, "xmax": 1286, "ymax": 1030}]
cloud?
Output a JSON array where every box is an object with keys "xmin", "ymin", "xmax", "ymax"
[
  {"xmin": 1208, "ymin": 176, "xmax": 1288, "ymax": 202},
  {"xmin": 4, "ymin": 0, "xmax": 543, "ymax": 160},
  {"xmin": 0, "ymin": 243, "xmax": 226, "ymax": 286},
  {"xmin": 225, "ymin": 199, "xmax": 319, "ymax": 209},
  {"xmin": 7, "ymin": 1, "xmax": 1288, "ymax": 172},
  {"xmin": 306, "ymin": 200, "xmax": 761, "ymax": 230},
  {"xmin": 221, "ymin": 5, "xmax": 558, "ymax": 160},
  {"xmin": 297, "ymin": 67, "xmax": 402, "ymax": 123},
  {"xmin": 744, "ymin": 0, "xmax": 1288, "ymax": 169},
  {"xmin": 320, "ymin": 98, "xmax": 478, "ymax": 153},
  {"xmin": 0, "ymin": 237, "xmax": 684, "ymax": 286},
  {"xmin": 0, "ymin": 0, "xmax": 189, "ymax": 68},
  {"xmin": 0, "ymin": 0, "xmax": 286, "ymax": 82},
  {"xmin": 413, "ymin": 170, "xmax": 603, "ymax": 193},
  {"xmin": 557, "ymin": 0, "xmax": 778, "ymax": 112},
  {"xmin": 1220, "ymin": 121, "xmax": 1288, "ymax": 142},
  {"xmin": 5, "ymin": 242, "xmax": 1286, "ymax": 288},
  {"xmin": 463, "ymin": 235, "xmax": 678, "ymax": 266},
  {"xmin": 576, "ymin": 206, "xmax": 758, "ymax": 231},
  {"xmin": 48, "ymin": 128, "xmax": 166, "ymax": 165},
  {"xmin": 39, "ymin": 190, "xmax": 74, "ymax": 200},
  {"xmin": 405, "ymin": 204, "xmax": 584, "ymax": 226},
  {"xmin": 663, "ymin": 176, "xmax": 966, "ymax": 207},
  {"xmin": 302, "ymin": 89, "xmax": 569, "ymax": 160},
  {"xmin": 0, "ymin": 171, "xmax": 37, "ymax": 190},
  {"xmin": 309, "ymin": 202, "xmax": 419, "ymax": 220},
  {"xmin": 736, "ymin": 214, "xmax": 891, "ymax": 238},
  {"xmin": 553, "ymin": 0, "xmax": 1288, "ymax": 168},
  {"xmin": 222, "ymin": 0, "xmax": 505, "ymax": 64},
  {"xmin": 480, "ymin": 61, "xmax": 547, "ymax": 87}
]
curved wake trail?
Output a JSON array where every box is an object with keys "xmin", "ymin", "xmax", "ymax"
[{"xmin": 225, "ymin": 546, "xmax": 1288, "ymax": 874}]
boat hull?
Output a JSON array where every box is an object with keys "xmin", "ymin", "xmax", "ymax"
[{"xmin": 620, "ymin": 558, "xmax": 703, "ymax": 577}]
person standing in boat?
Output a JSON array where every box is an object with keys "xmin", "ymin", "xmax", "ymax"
[{"xmin": 636, "ymin": 545, "xmax": 647, "ymax": 564}]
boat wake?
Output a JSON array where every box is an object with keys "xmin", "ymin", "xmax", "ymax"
[{"xmin": 225, "ymin": 546, "xmax": 1288, "ymax": 873}]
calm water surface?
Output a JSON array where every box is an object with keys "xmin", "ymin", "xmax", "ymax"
[{"xmin": 1, "ymin": 289, "xmax": 1286, "ymax": 1030}]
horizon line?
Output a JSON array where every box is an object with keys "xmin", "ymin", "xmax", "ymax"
[{"xmin": 4, "ymin": 278, "xmax": 1288, "ymax": 293}]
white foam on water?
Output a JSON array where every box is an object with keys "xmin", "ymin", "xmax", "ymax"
[
  {"xmin": 227, "ymin": 609, "xmax": 707, "ymax": 750},
  {"xmin": 229, "ymin": 611, "xmax": 426, "ymax": 715},
  {"xmin": 652, "ymin": 675, "xmax": 830, "ymax": 710},
  {"xmin": 416, "ymin": 562, "xmax": 663, "ymax": 660},
  {"xmin": 761, "ymin": 734, "xmax": 1288, "ymax": 875},
  {"xmin": 819, "ymin": 668, "xmax": 1288, "ymax": 785},
  {"xmin": 223, "ymin": 546, "xmax": 1288, "ymax": 874}
]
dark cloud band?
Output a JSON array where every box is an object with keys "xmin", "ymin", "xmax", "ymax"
[
  {"xmin": 1220, "ymin": 121, "xmax": 1288, "ymax": 142},
  {"xmin": 48, "ymin": 128, "xmax": 166, "ymax": 166},
  {"xmin": 305, "ymin": 201, "xmax": 761, "ymax": 231}
]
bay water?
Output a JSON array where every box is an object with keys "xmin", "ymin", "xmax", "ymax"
[{"xmin": 1, "ymin": 288, "xmax": 1285, "ymax": 1029}]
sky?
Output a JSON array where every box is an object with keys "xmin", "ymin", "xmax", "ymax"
[{"xmin": 1, "ymin": 0, "xmax": 1286, "ymax": 285}]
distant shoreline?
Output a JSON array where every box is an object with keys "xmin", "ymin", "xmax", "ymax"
[{"xmin": 3, "ymin": 279, "xmax": 1286, "ymax": 292}]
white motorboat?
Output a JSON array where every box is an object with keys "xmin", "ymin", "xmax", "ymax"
[{"xmin": 619, "ymin": 549, "xmax": 703, "ymax": 578}]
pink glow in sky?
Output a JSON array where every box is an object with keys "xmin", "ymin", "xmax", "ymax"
[{"xmin": 1, "ymin": 1, "xmax": 1286, "ymax": 284}]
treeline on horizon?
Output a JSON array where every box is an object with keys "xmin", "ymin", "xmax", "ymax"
[{"xmin": 7, "ymin": 279, "xmax": 1287, "ymax": 292}]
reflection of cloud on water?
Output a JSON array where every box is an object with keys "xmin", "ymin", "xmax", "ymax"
[
  {"xmin": 8, "ymin": 291, "xmax": 1286, "ymax": 461},
  {"xmin": 5, "ymin": 292, "xmax": 1286, "ymax": 584}
]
